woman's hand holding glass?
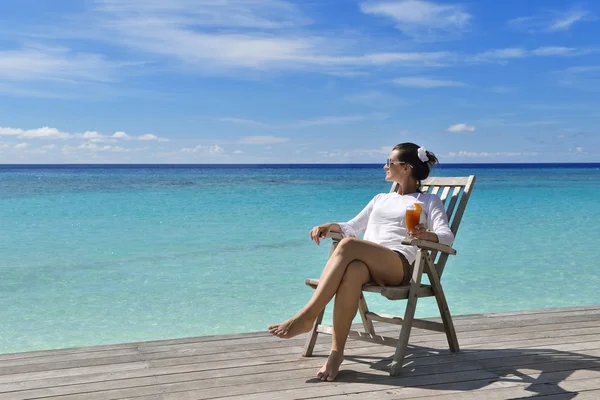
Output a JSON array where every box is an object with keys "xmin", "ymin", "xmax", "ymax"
[{"xmin": 408, "ymin": 223, "xmax": 428, "ymax": 239}]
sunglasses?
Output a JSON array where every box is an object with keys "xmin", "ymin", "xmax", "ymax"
[{"xmin": 386, "ymin": 159, "xmax": 412, "ymax": 168}]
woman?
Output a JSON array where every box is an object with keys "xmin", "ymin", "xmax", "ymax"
[{"xmin": 268, "ymin": 142, "xmax": 454, "ymax": 381}]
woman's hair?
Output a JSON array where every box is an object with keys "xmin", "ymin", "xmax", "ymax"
[{"xmin": 392, "ymin": 142, "xmax": 439, "ymax": 185}]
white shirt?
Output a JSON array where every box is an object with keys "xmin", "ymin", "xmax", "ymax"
[{"xmin": 337, "ymin": 192, "xmax": 454, "ymax": 264}]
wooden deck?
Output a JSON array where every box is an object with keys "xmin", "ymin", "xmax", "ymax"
[{"xmin": 1, "ymin": 306, "xmax": 600, "ymax": 400}]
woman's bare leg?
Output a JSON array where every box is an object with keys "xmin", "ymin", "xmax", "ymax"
[
  {"xmin": 268, "ymin": 238, "xmax": 406, "ymax": 339},
  {"xmin": 317, "ymin": 260, "xmax": 370, "ymax": 381}
]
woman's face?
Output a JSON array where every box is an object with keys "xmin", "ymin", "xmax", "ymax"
[{"xmin": 384, "ymin": 150, "xmax": 412, "ymax": 182}]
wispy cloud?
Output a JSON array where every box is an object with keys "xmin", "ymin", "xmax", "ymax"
[
  {"xmin": 83, "ymin": 0, "xmax": 453, "ymax": 74},
  {"xmin": 473, "ymin": 48, "xmax": 527, "ymax": 62},
  {"xmin": 218, "ymin": 113, "xmax": 387, "ymax": 129},
  {"xmin": 343, "ymin": 90, "xmax": 408, "ymax": 106},
  {"xmin": 218, "ymin": 117, "xmax": 270, "ymax": 127},
  {"xmin": 489, "ymin": 86, "xmax": 518, "ymax": 94},
  {"xmin": 392, "ymin": 76, "xmax": 466, "ymax": 88},
  {"xmin": 318, "ymin": 145, "xmax": 393, "ymax": 159},
  {"xmin": 0, "ymin": 45, "xmax": 129, "ymax": 83},
  {"xmin": 471, "ymin": 46, "xmax": 596, "ymax": 63},
  {"xmin": 239, "ymin": 136, "xmax": 288, "ymax": 144},
  {"xmin": 508, "ymin": 6, "xmax": 593, "ymax": 33},
  {"xmin": 447, "ymin": 123, "xmax": 476, "ymax": 133},
  {"xmin": 360, "ymin": 0, "xmax": 471, "ymax": 41},
  {"xmin": 292, "ymin": 115, "xmax": 373, "ymax": 128},
  {"xmin": 555, "ymin": 65, "xmax": 600, "ymax": 91}
]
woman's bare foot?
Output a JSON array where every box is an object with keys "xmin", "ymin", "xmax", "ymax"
[
  {"xmin": 317, "ymin": 351, "xmax": 344, "ymax": 382},
  {"xmin": 267, "ymin": 315, "xmax": 314, "ymax": 339}
]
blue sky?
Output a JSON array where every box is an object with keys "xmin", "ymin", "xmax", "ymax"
[{"xmin": 0, "ymin": 0, "xmax": 599, "ymax": 163}]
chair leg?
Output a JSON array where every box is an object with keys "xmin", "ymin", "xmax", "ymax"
[
  {"xmin": 358, "ymin": 293, "xmax": 375, "ymax": 335},
  {"xmin": 425, "ymin": 254, "xmax": 460, "ymax": 352},
  {"xmin": 302, "ymin": 308, "xmax": 325, "ymax": 357},
  {"xmin": 390, "ymin": 250, "xmax": 426, "ymax": 376}
]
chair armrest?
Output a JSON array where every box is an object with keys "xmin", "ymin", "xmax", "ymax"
[
  {"xmin": 323, "ymin": 232, "xmax": 343, "ymax": 241},
  {"xmin": 401, "ymin": 238, "xmax": 457, "ymax": 255}
]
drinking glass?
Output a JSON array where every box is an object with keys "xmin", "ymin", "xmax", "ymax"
[{"xmin": 405, "ymin": 203, "xmax": 422, "ymax": 233}]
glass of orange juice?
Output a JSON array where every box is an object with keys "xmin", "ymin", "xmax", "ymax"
[{"xmin": 405, "ymin": 203, "xmax": 422, "ymax": 234}]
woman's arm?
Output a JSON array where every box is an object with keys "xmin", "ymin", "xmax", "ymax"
[{"xmin": 425, "ymin": 195, "xmax": 454, "ymax": 246}]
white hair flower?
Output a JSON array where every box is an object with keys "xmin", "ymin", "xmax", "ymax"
[{"xmin": 417, "ymin": 147, "xmax": 429, "ymax": 163}]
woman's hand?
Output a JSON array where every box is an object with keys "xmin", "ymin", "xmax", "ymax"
[
  {"xmin": 408, "ymin": 223, "xmax": 438, "ymax": 242},
  {"xmin": 309, "ymin": 224, "xmax": 332, "ymax": 246}
]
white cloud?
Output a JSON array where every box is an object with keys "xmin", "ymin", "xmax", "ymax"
[
  {"xmin": 77, "ymin": 131, "xmax": 104, "ymax": 140},
  {"xmin": 447, "ymin": 123, "xmax": 476, "ymax": 133},
  {"xmin": 575, "ymin": 146, "xmax": 584, "ymax": 153},
  {"xmin": 508, "ymin": 7, "xmax": 593, "ymax": 33},
  {"xmin": 112, "ymin": 131, "xmax": 130, "ymax": 139},
  {"xmin": 360, "ymin": 0, "xmax": 471, "ymax": 41},
  {"xmin": 0, "ymin": 126, "xmax": 70, "ymax": 139},
  {"xmin": 179, "ymin": 144, "xmax": 225, "ymax": 154},
  {"xmin": 392, "ymin": 76, "xmax": 466, "ymax": 88},
  {"xmin": 0, "ymin": 125, "xmax": 169, "ymax": 142},
  {"xmin": 239, "ymin": 136, "xmax": 288, "ymax": 144},
  {"xmin": 233, "ymin": 150, "xmax": 244, "ymax": 154},
  {"xmin": 13, "ymin": 142, "xmax": 30, "ymax": 149},
  {"xmin": 180, "ymin": 145, "xmax": 204, "ymax": 153},
  {"xmin": 209, "ymin": 144, "xmax": 224, "ymax": 154},
  {"xmin": 138, "ymin": 133, "xmax": 169, "ymax": 142}
]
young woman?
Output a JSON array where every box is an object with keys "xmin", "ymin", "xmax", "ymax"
[{"xmin": 268, "ymin": 142, "xmax": 454, "ymax": 381}]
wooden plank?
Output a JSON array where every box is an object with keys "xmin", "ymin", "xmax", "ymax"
[
  {"xmin": 422, "ymin": 177, "xmax": 471, "ymax": 186},
  {"xmin": 314, "ymin": 371, "xmax": 600, "ymax": 400},
  {"xmin": 4, "ymin": 311, "xmax": 599, "ymax": 375},
  {"xmin": 5, "ymin": 338, "xmax": 600, "ymax": 400},
  {"xmin": 357, "ymin": 294, "xmax": 375, "ymax": 335},
  {"xmin": 439, "ymin": 186, "xmax": 451, "ymax": 204},
  {"xmin": 3, "ymin": 311, "xmax": 599, "ymax": 379},
  {"xmin": 0, "ymin": 306, "xmax": 598, "ymax": 399}
]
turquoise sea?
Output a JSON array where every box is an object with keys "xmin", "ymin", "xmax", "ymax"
[{"xmin": 1, "ymin": 164, "xmax": 599, "ymax": 354}]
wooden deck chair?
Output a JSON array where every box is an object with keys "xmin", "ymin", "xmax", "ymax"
[{"xmin": 303, "ymin": 175, "xmax": 476, "ymax": 376}]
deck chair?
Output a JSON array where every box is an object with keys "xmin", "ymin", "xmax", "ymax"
[{"xmin": 303, "ymin": 175, "xmax": 476, "ymax": 376}]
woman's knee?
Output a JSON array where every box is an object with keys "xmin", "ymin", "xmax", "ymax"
[
  {"xmin": 341, "ymin": 260, "xmax": 369, "ymax": 285},
  {"xmin": 336, "ymin": 237, "xmax": 360, "ymax": 257}
]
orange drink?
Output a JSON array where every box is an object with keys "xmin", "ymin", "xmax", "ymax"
[{"xmin": 405, "ymin": 203, "xmax": 422, "ymax": 232}]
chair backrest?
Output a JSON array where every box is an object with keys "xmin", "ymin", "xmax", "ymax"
[{"xmin": 390, "ymin": 175, "xmax": 476, "ymax": 276}]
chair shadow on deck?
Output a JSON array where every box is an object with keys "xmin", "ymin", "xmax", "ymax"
[{"xmin": 305, "ymin": 344, "xmax": 600, "ymax": 398}]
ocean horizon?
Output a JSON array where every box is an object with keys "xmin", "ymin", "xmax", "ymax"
[
  {"xmin": 2, "ymin": 163, "xmax": 599, "ymax": 354},
  {"xmin": 2, "ymin": 163, "xmax": 600, "ymax": 168}
]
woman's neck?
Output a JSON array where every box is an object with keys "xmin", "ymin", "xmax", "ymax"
[{"xmin": 398, "ymin": 181, "xmax": 419, "ymax": 195}]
